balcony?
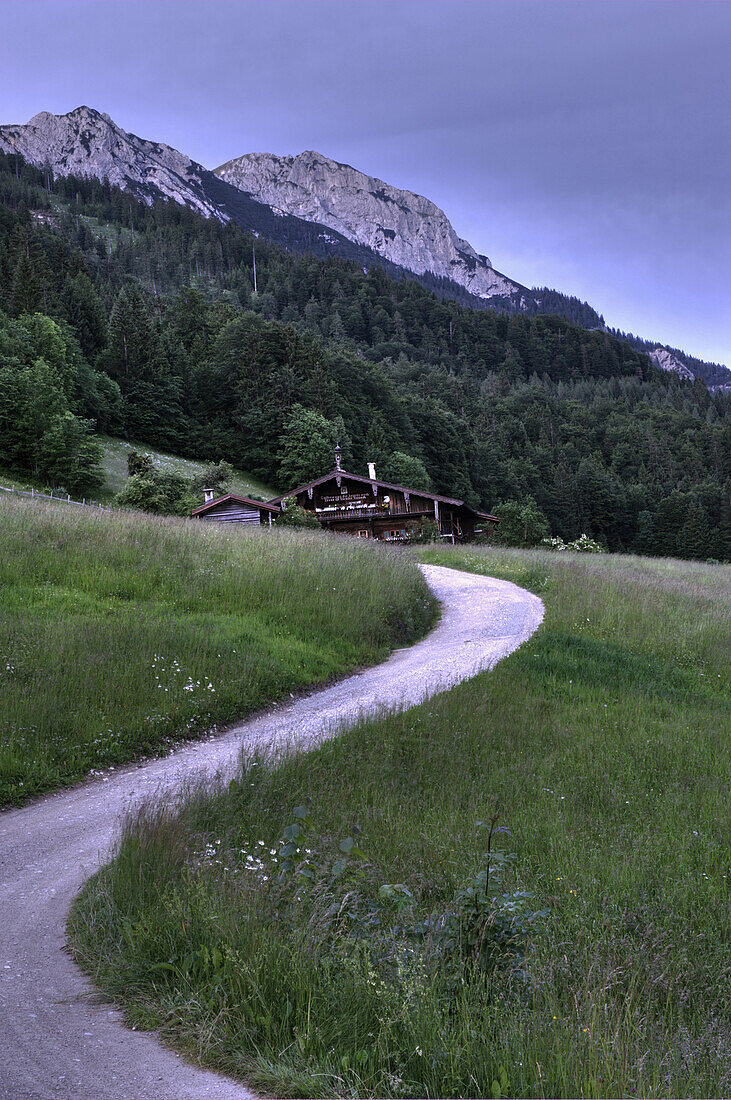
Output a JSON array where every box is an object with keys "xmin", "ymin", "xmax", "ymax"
[{"xmin": 316, "ymin": 506, "xmax": 430, "ymax": 522}]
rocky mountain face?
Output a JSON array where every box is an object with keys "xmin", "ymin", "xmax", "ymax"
[
  {"xmin": 1, "ymin": 107, "xmax": 525, "ymax": 307},
  {"xmin": 0, "ymin": 106, "xmax": 230, "ymax": 220},
  {"xmin": 215, "ymin": 150, "xmax": 523, "ymax": 302},
  {"xmin": 647, "ymin": 346, "xmax": 695, "ymax": 381}
]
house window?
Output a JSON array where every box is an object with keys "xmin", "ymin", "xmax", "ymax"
[{"xmin": 356, "ymin": 529, "xmax": 370, "ymax": 538}]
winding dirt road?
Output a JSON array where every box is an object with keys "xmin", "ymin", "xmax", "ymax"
[{"xmin": 0, "ymin": 564, "xmax": 543, "ymax": 1100}]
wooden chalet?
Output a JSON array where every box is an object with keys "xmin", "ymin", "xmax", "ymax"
[
  {"xmin": 191, "ymin": 492, "xmax": 281, "ymax": 526},
  {"xmin": 268, "ymin": 446, "xmax": 498, "ymax": 543}
]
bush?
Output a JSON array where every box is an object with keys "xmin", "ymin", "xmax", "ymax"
[
  {"xmin": 406, "ymin": 517, "xmax": 440, "ymax": 544},
  {"xmin": 542, "ymin": 533, "xmax": 604, "ymax": 553},
  {"xmin": 493, "ymin": 497, "xmax": 550, "ymax": 547},
  {"xmin": 274, "ymin": 495, "xmax": 321, "ymax": 529},
  {"xmin": 115, "ymin": 470, "xmax": 196, "ymax": 516}
]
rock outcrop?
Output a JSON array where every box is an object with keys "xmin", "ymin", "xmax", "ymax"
[
  {"xmin": 648, "ymin": 346, "xmax": 695, "ymax": 381},
  {"xmin": 215, "ymin": 150, "xmax": 520, "ymax": 300}
]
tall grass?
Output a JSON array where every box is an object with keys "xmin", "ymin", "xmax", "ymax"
[
  {"xmin": 69, "ymin": 546, "xmax": 730, "ymax": 1098},
  {"xmin": 0, "ymin": 495, "xmax": 434, "ymax": 804}
]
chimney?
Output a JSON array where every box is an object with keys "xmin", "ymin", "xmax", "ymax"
[
  {"xmin": 334, "ymin": 442, "xmax": 342, "ymax": 471},
  {"xmin": 203, "ymin": 488, "xmax": 216, "ymax": 503},
  {"xmin": 368, "ymin": 462, "xmax": 377, "ymax": 481}
]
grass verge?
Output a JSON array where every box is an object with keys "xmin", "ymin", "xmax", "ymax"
[
  {"xmin": 69, "ymin": 546, "xmax": 729, "ymax": 1097},
  {"xmin": 0, "ymin": 495, "xmax": 434, "ymax": 805}
]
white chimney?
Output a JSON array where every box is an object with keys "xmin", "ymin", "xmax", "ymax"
[
  {"xmin": 203, "ymin": 488, "xmax": 216, "ymax": 503},
  {"xmin": 368, "ymin": 462, "xmax": 376, "ymax": 480}
]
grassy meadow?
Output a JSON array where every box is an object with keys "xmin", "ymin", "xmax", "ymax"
[
  {"xmin": 0, "ymin": 494, "xmax": 434, "ymax": 805},
  {"xmin": 98, "ymin": 436, "xmax": 275, "ymax": 501},
  {"xmin": 68, "ymin": 545, "xmax": 729, "ymax": 1098}
]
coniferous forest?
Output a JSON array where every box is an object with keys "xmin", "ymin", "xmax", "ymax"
[{"xmin": 0, "ymin": 151, "xmax": 728, "ymax": 559}]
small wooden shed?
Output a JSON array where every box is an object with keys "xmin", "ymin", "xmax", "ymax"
[{"xmin": 191, "ymin": 493, "xmax": 281, "ymax": 526}]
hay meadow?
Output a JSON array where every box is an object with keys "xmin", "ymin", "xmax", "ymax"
[
  {"xmin": 0, "ymin": 495, "xmax": 434, "ymax": 804},
  {"xmin": 69, "ymin": 544, "xmax": 730, "ymax": 1098}
]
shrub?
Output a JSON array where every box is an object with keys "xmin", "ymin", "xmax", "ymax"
[
  {"xmin": 406, "ymin": 517, "xmax": 440, "ymax": 544},
  {"xmin": 542, "ymin": 533, "xmax": 604, "ymax": 553},
  {"xmin": 274, "ymin": 495, "xmax": 321, "ymax": 529}
]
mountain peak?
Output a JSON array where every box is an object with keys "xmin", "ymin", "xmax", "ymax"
[
  {"xmin": 0, "ymin": 106, "xmax": 227, "ymax": 221},
  {"xmin": 214, "ymin": 149, "xmax": 518, "ymax": 300}
]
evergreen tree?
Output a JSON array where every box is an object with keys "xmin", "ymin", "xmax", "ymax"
[
  {"xmin": 61, "ymin": 272, "xmax": 107, "ymax": 361},
  {"xmin": 277, "ymin": 404, "xmax": 343, "ymax": 488},
  {"xmin": 382, "ymin": 452, "xmax": 432, "ymax": 491},
  {"xmin": 101, "ymin": 283, "xmax": 154, "ymax": 385},
  {"xmin": 10, "ymin": 252, "xmax": 40, "ymax": 315}
]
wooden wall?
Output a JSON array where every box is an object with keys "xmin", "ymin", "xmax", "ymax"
[{"xmin": 199, "ymin": 502, "xmax": 265, "ymax": 525}]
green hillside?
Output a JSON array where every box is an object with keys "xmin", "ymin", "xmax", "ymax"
[{"xmin": 98, "ymin": 436, "xmax": 273, "ymax": 501}]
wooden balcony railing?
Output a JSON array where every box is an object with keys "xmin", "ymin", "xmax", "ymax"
[{"xmin": 316, "ymin": 506, "xmax": 430, "ymax": 522}]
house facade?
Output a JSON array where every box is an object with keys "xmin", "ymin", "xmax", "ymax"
[
  {"xmin": 268, "ymin": 448, "xmax": 498, "ymax": 543},
  {"xmin": 192, "ymin": 448, "xmax": 498, "ymax": 543}
]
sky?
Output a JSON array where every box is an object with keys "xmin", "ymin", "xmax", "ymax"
[{"xmin": 2, "ymin": 0, "xmax": 730, "ymax": 365}]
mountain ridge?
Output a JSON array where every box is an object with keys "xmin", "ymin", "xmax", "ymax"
[{"xmin": 1, "ymin": 105, "xmax": 726, "ymax": 383}]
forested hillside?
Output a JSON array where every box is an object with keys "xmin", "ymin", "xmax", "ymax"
[{"xmin": 0, "ymin": 152, "xmax": 728, "ymax": 558}]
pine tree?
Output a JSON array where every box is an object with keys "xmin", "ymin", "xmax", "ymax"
[
  {"xmin": 10, "ymin": 252, "xmax": 40, "ymax": 315},
  {"xmin": 61, "ymin": 272, "xmax": 107, "ymax": 361},
  {"xmin": 102, "ymin": 283, "xmax": 154, "ymax": 385}
]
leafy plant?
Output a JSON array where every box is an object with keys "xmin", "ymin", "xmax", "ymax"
[
  {"xmin": 542, "ymin": 532, "xmax": 604, "ymax": 553},
  {"xmin": 424, "ymin": 812, "xmax": 549, "ymax": 974},
  {"xmin": 274, "ymin": 495, "xmax": 321, "ymax": 529}
]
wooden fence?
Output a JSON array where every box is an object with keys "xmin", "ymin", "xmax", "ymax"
[{"xmin": 0, "ymin": 483, "xmax": 107, "ymax": 510}]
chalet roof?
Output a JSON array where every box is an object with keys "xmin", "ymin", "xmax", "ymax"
[
  {"xmin": 268, "ymin": 469, "xmax": 499, "ymax": 522},
  {"xmin": 191, "ymin": 493, "xmax": 281, "ymax": 517}
]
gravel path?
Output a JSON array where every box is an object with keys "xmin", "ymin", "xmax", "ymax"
[{"xmin": 0, "ymin": 564, "xmax": 543, "ymax": 1100}]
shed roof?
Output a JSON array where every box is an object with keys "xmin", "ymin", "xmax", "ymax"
[{"xmin": 191, "ymin": 493, "xmax": 281, "ymax": 517}]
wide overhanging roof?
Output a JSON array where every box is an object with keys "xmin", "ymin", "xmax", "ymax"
[{"xmin": 268, "ymin": 469, "xmax": 499, "ymax": 522}]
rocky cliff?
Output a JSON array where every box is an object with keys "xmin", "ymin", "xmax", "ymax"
[
  {"xmin": 215, "ymin": 150, "xmax": 521, "ymax": 301},
  {"xmin": 0, "ymin": 106, "xmax": 228, "ymax": 221},
  {"xmin": 647, "ymin": 346, "xmax": 695, "ymax": 381}
]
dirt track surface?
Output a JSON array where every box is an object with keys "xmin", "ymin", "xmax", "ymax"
[{"xmin": 0, "ymin": 564, "xmax": 543, "ymax": 1100}]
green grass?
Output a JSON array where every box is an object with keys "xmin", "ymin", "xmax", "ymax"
[
  {"xmin": 0, "ymin": 495, "xmax": 434, "ymax": 805},
  {"xmin": 97, "ymin": 436, "xmax": 274, "ymax": 501},
  {"xmin": 69, "ymin": 546, "xmax": 730, "ymax": 1098}
]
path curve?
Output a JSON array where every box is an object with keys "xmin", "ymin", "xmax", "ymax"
[{"xmin": 0, "ymin": 565, "xmax": 543, "ymax": 1100}]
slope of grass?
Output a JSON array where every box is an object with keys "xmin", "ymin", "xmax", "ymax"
[
  {"xmin": 69, "ymin": 547, "xmax": 729, "ymax": 1098},
  {"xmin": 98, "ymin": 436, "xmax": 274, "ymax": 501},
  {"xmin": 0, "ymin": 437, "xmax": 273, "ymax": 505},
  {"xmin": 0, "ymin": 495, "xmax": 434, "ymax": 805}
]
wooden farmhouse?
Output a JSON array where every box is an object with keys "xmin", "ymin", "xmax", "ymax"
[
  {"xmin": 268, "ymin": 446, "xmax": 498, "ymax": 543},
  {"xmin": 191, "ymin": 492, "xmax": 281, "ymax": 526}
]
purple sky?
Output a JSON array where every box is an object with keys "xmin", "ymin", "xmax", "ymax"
[{"xmin": 3, "ymin": 0, "xmax": 729, "ymax": 365}]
